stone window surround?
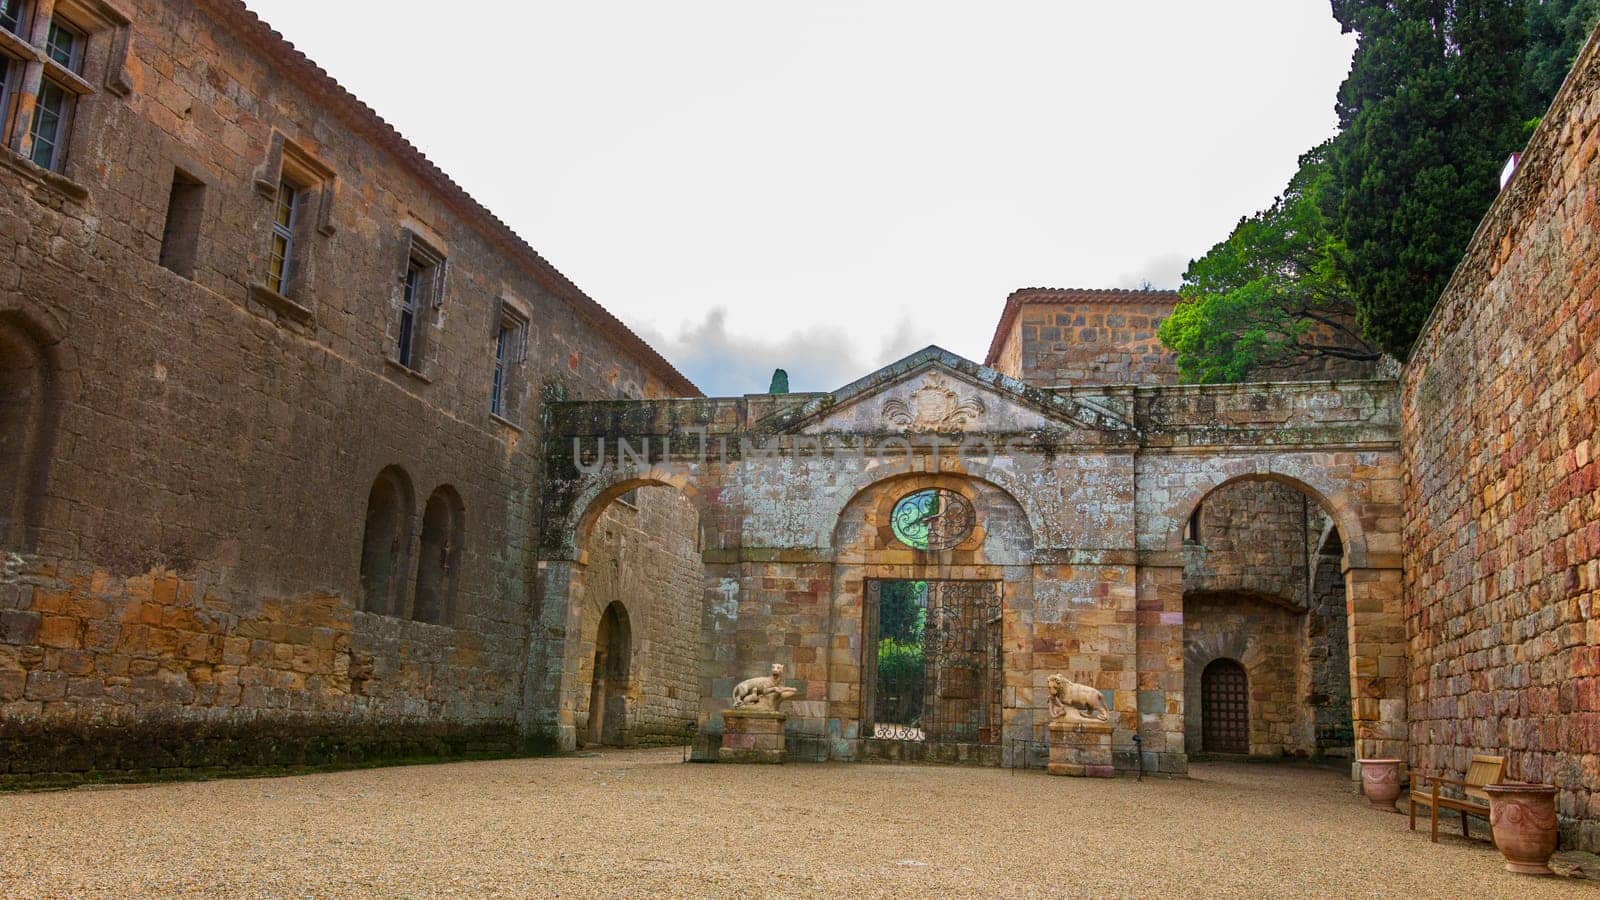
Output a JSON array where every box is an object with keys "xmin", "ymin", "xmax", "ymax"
[
  {"xmin": 488, "ymin": 294, "xmax": 530, "ymax": 429},
  {"xmin": 0, "ymin": 0, "xmax": 129, "ymax": 192},
  {"xmin": 248, "ymin": 130, "xmax": 336, "ymax": 322},
  {"xmin": 386, "ymin": 226, "xmax": 449, "ymax": 380}
]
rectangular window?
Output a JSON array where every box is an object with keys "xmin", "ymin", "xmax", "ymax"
[
  {"xmin": 28, "ymin": 80, "xmax": 70, "ymax": 172},
  {"xmin": 45, "ymin": 18, "xmax": 83, "ymax": 72},
  {"xmin": 395, "ymin": 237, "xmax": 444, "ymax": 369},
  {"xmin": 0, "ymin": 0, "xmax": 28, "ymax": 37},
  {"xmin": 266, "ymin": 179, "xmax": 298, "ymax": 294},
  {"xmin": 490, "ymin": 311, "xmax": 527, "ymax": 418},
  {"xmin": 158, "ymin": 169, "xmax": 205, "ymax": 278}
]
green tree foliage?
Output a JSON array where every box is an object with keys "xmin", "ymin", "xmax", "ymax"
[
  {"xmin": 1325, "ymin": 0, "xmax": 1528, "ymax": 358},
  {"xmin": 768, "ymin": 368, "xmax": 790, "ymax": 394},
  {"xmin": 1524, "ymin": 0, "xmax": 1600, "ymax": 116},
  {"xmin": 878, "ymin": 581, "xmax": 927, "ymax": 643},
  {"xmin": 1159, "ymin": 144, "xmax": 1380, "ymax": 383}
]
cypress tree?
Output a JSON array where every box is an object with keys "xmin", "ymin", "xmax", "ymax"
[{"xmin": 1325, "ymin": 0, "xmax": 1528, "ymax": 358}]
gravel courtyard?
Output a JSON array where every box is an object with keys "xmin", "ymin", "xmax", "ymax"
[{"xmin": 0, "ymin": 748, "xmax": 1589, "ymax": 898}]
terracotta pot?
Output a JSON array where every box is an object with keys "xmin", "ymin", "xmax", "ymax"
[
  {"xmin": 1485, "ymin": 783, "xmax": 1559, "ymax": 876},
  {"xmin": 1357, "ymin": 758, "xmax": 1402, "ymax": 810}
]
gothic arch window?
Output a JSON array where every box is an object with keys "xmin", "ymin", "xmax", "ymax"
[
  {"xmin": 358, "ymin": 466, "xmax": 413, "ymax": 615},
  {"xmin": 0, "ymin": 315, "xmax": 56, "ymax": 551},
  {"xmin": 413, "ymin": 485, "xmax": 464, "ymax": 625}
]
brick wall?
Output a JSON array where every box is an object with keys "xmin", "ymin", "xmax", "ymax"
[
  {"xmin": 1402, "ymin": 28, "xmax": 1600, "ymax": 850},
  {"xmin": 0, "ymin": 0, "xmax": 696, "ymax": 779}
]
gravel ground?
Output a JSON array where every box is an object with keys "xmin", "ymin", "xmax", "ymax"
[{"xmin": 0, "ymin": 748, "xmax": 1591, "ymax": 898}]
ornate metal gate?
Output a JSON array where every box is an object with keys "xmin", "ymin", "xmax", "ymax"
[{"xmin": 863, "ymin": 580, "xmax": 1003, "ymax": 745}]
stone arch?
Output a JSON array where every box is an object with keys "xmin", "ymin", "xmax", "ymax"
[
  {"xmin": 534, "ymin": 473, "xmax": 707, "ymax": 751},
  {"xmin": 584, "ymin": 600, "xmax": 633, "ymax": 746},
  {"xmin": 0, "ymin": 309, "xmax": 68, "ymax": 553},
  {"xmin": 1176, "ymin": 470, "xmax": 1365, "ymax": 760},
  {"xmin": 1160, "ymin": 467, "xmax": 1371, "ymax": 568},
  {"xmin": 358, "ymin": 465, "xmax": 414, "ymax": 615},
  {"xmin": 826, "ymin": 470, "xmax": 1034, "ymax": 762},
  {"xmin": 413, "ymin": 484, "xmax": 464, "ymax": 625},
  {"xmin": 558, "ymin": 466, "xmax": 704, "ymax": 564}
]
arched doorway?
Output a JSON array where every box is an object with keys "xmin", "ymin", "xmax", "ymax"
[
  {"xmin": 358, "ymin": 466, "xmax": 413, "ymax": 616},
  {"xmin": 1201, "ymin": 658, "xmax": 1249, "ymax": 754},
  {"xmin": 0, "ymin": 316, "xmax": 56, "ymax": 551},
  {"xmin": 586, "ymin": 601, "xmax": 631, "ymax": 746}
]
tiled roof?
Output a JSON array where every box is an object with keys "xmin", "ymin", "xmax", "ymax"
[
  {"xmin": 215, "ymin": 0, "xmax": 701, "ymax": 397},
  {"xmin": 984, "ymin": 287, "xmax": 1180, "ymax": 365}
]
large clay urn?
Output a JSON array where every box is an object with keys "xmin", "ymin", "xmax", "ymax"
[
  {"xmin": 1484, "ymin": 783, "xmax": 1559, "ymax": 875},
  {"xmin": 1357, "ymin": 758, "xmax": 1402, "ymax": 810}
]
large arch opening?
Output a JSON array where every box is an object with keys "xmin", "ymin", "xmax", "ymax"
[
  {"xmin": 568, "ymin": 479, "xmax": 705, "ymax": 748},
  {"xmin": 584, "ymin": 600, "xmax": 632, "ymax": 746},
  {"xmin": 0, "ymin": 315, "xmax": 57, "ymax": 552},
  {"xmin": 830, "ymin": 472, "xmax": 1033, "ymax": 765},
  {"xmin": 358, "ymin": 466, "xmax": 413, "ymax": 616},
  {"xmin": 1179, "ymin": 475, "xmax": 1354, "ymax": 761}
]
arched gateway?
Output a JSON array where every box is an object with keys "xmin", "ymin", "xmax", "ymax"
[{"xmin": 528, "ymin": 347, "xmax": 1403, "ymax": 773}]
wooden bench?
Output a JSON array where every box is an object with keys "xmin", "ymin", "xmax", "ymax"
[{"xmin": 1408, "ymin": 755, "xmax": 1506, "ymax": 842}]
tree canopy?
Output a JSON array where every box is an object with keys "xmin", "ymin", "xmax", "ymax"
[
  {"xmin": 1162, "ymin": 1, "xmax": 1598, "ymax": 377},
  {"xmin": 1158, "ymin": 145, "xmax": 1379, "ymax": 383}
]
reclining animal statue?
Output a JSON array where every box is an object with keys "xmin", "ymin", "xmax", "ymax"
[
  {"xmin": 1047, "ymin": 673, "xmax": 1111, "ymax": 724},
  {"xmin": 731, "ymin": 663, "xmax": 799, "ymax": 712}
]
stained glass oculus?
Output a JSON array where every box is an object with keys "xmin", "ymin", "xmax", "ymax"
[{"xmin": 890, "ymin": 489, "xmax": 975, "ymax": 551}]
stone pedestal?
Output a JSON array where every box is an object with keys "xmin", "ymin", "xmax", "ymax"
[
  {"xmin": 1047, "ymin": 720, "xmax": 1114, "ymax": 777},
  {"xmin": 720, "ymin": 708, "xmax": 787, "ymax": 764}
]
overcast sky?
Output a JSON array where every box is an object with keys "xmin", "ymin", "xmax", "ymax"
[{"xmin": 246, "ymin": 1, "xmax": 1356, "ymax": 396}]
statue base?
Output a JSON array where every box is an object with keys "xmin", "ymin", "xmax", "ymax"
[
  {"xmin": 720, "ymin": 708, "xmax": 787, "ymax": 764},
  {"xmin": 1047, "ymin": 720, "xmax": 1114, "ymax": 777}
]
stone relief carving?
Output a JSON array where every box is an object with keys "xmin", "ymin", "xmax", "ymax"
[
  {"xmin": 881, "ymin": 374, "xmax": 987, "ymax": 432},
  {"xmin": 1047, "ymin": 674, "xmax": 1111, "ymax": 724},
  {"xmin": 732, "ymin": 663, "xmax": 799, "ymax": 712}
]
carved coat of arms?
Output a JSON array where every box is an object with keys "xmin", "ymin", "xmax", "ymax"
[{"xmin": 881, "ymin": 374, "xmax": 986, "ymax": 432}]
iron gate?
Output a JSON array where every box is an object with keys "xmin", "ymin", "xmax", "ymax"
[{"xmin": 863, "ymin": 580, "xmax": 1003, "ymax": 745}]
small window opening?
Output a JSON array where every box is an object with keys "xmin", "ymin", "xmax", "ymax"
[{"xmin": 158, "ymin": 170, "xmax": 205, "ymax": 278}]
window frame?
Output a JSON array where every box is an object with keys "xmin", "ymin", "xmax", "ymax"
[
  {"xmin": 489, "ymin": 306, "xmax": 528, "ymax": 419},
  {"xmin": 0, "ymin": 54, "xmax": 18, "ymax": 139},
  {"xmin": 0, "ymin": 0, "xmax": 30, "ymax": 39},
  {"xmin": 44, "ymin": 16, "xmax": 83, "ymax": 72},
  {"xmin": 266, "ymin": 177, "xmax": 299, "ymax": 295},
  {"xmin": 394, "ymin": 233, "xmax": 445, "ymax": 370},
  {"xmin": 27, "ymin": 76, "xmax": 71, "ymax": 172}
]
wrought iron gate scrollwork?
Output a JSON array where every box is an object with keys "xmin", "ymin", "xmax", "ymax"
[{"xmin": 864, "ymin": 580, "xmax": 1003, "ymax": 745}]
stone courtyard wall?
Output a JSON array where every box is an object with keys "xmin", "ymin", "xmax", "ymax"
[
  {"xmin": 1401, "ymin": 29, "xmax": 1600, "ymax": 850},
  {"xmin": 0, "ymin": 0, "xmax": 695, "ymax": 781}
]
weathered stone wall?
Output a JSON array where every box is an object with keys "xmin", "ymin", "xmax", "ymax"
[
  {"xmin": 995, "ymin": 295, "xmax": 1180, "ymax": 387},
  {"xmin": 0, "ymin": 0, "xmax": 695, "ymax": 780},
  {"xmin": 573, "ymin": 486, "xmax": 703, "ymax": 744},
  {"xmin": 1402, "ymin": 28, "xmax": 1600, "ymax": 850},
  {"xmin": 1183, "ymin": 594, "xmax": 1301, "ymax": 756},
  {"xmin": 1184, "ymin": 480, "xmax": 1317, "ymax": 606}
]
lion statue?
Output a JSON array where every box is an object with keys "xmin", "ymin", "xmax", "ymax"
[
  {"xmin": 1047, "ymin": 674, "xmax": 1110, "ymax": 723},
  {"xmin": 732, "ymin": 663, "xmax": 799, "ymax": 712}
]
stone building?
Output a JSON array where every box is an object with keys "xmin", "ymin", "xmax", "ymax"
[
  {"xmin": 0, "ymin": 0, "xmax": 1596, "ymax": 854},
  {"xmin": 0, "ymin": 0, "xmax": 700, "ymax": 768}
]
